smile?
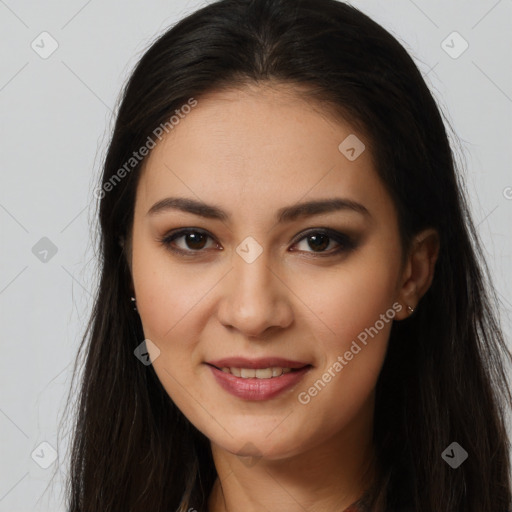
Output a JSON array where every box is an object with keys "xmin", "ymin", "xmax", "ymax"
[
  {"xmin": 205, "ymin": 363, "xmax": 312, "ymax": 400},
  {"xmin": 219, "ymin": 366, "xmax": 296, "ymax": 378}
]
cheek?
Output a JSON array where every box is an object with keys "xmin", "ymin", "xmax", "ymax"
[
  {"xmin": 130, "ymin": 238, "xmax": 212, "ymax": 399},
  {"xmin": 131, "ymin": 241, "xmax": 214, "ymax": 419},
  {"xmin": 131, "ymin": 235, "xmax": 211, "ymax": 343},
  {"xmin": 290, "ymin": 246, "xmax": 401, "ymax": 414},
  {"xmin": 292, "ymin": 245, "xmax": 401, "ymax": 353}
]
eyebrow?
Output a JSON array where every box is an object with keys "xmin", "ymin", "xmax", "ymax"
[{"xmin": 147, "ymin": 196, "xmax": 370, "ymax": 223}]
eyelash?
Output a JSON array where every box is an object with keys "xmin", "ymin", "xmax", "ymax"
[{"xmin": 158, "ymin": 228, "xmax": 357, "ymax": 258}]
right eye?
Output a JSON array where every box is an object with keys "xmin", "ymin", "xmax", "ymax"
[{"xmin": 159, "ymin": 228, "xmax": 221, "ymax": 256}]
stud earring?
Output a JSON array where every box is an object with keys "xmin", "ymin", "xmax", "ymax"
[
  {"xmin": 131, "ymin": 296, "xmax": 137, "ymax": 311},
  {"xmin": 406, "ymin": 305, "xmax": 415, "ymax": 315}
]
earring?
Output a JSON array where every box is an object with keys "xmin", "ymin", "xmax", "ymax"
[
  {"xmin": 407, "ymin": 305, "xmax": 415, "ymax": 315},
  {"xmin": 131, "ymin": 296, "xmax": 137, "ymax": 311}
]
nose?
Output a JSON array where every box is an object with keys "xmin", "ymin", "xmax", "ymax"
[{"xmin": 216, "ymin": 250, "xmax": 294, "ymax": 339}]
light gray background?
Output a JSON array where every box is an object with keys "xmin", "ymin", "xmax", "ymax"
[{"xmin": 1, "ymin": 1, "xmax": 511, "ymax": 510}]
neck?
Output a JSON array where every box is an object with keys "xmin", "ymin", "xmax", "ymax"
[{"xmin": 207, "ymin": 396, "xmax": 376, "ymax": 512}]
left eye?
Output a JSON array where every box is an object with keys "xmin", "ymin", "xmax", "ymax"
[
  {"xmin": 160, "ymin": 229, "xmax": 354, "ymax": 256},
  {"xmin": 293, "ymin": 231, "xmax": 347, "ymax": 254}
]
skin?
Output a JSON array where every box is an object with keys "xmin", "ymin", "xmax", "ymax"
[{"xmin": 127, "ymin": 82, "xmax": 439, "ymax": 512}]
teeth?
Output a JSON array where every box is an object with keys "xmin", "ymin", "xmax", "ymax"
[
  {"xmin": 240, "ymin": 368, "xmax": 255, "ymax": 378},
  {"xmin": 230, "ymin": 367, "xmax": 241, "ymax": 377},
  {"xmin": 255, "ymin": 368, "xmax": 273, "ymax": 379},
  {"xmin": 220, "ymin": 366, "xmax": 296, "ymax": 379},
  {"xmin": 272, "ymin": 367, "xmax": 283, "ymax": 377}
]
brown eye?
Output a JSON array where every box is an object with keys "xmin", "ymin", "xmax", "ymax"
[
  {"xmin": 160, "ymin": 227, "xmax": 356, "ymax": 258},
  {"xmin": 292, "ymin": 229, "xmax": 356, "ymax": 255},
  {"xmin": 304, "ymin": 233, "xmax": 330, "ymax": 252},
  {"xmin": 161, "ymin": 229, "xmax": 217, "ymax": 254},
  {"xmin": 180, "ymin": 232, "xmax": 208, "ymax": 250}
]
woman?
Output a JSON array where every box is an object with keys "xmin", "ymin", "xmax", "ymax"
[{"xmin": 63, "ymin": 0, "xmax": 512, "ymax": 510}]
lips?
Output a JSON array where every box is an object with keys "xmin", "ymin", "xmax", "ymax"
[
  {"xmin": 205, "ymin": 357, "xmax": 312, "ymax": 400},
  {"xmin": 206, "ymin": 357, "xmax": 310, "ymax": 370}
]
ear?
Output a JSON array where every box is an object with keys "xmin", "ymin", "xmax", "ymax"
[{"xmin": 394, "ymin": 228, "xmax": 440, "ymax": 321}]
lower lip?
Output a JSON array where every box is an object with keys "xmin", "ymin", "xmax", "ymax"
[{"xmin": 206, "ymin": 364, "xmax": 312, "ymax": 401}]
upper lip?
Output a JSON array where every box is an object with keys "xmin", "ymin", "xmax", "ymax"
[{"xmin": 206, "ymin": 357, "xmax": 311, "ymax": 370}]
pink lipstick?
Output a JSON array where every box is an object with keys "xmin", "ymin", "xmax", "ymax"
[{"xmin": 205, "ymin": 357, "xmax": 312, "ymax": 400}]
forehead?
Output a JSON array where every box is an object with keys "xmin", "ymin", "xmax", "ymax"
[{"xmin": 135, "ymin": 83, "xmax": 387, "ymax": 222}]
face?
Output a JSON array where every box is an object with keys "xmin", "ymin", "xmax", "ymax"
[{"xmin": 129, "ymin": 83, "xmax": 407, "ymax": 461}]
